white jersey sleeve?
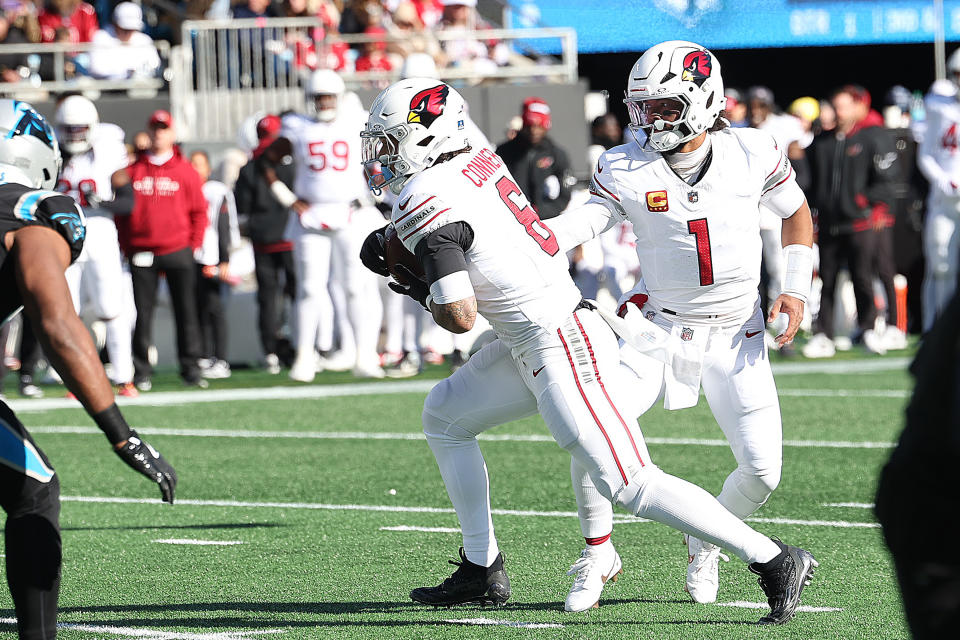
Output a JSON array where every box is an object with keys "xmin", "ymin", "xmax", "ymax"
[
  {"xmin": 744, "ymin": 129, "xmax": 805, "ymax": 218},
  {"xmin": 390, "ymin": 192, "xmax": 457, "ymax": 254}
]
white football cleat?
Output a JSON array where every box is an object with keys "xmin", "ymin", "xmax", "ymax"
[
  {"xmin": 564, "ymin": 544, "xmax": 623, "ymax": 612},
  {"xmin": 882, "ymin": 325, "xmax": 909, "ymax": 351},
  {"xmin": 862, "ymin": 329, "xmax": 887, "ymax": 355},
  {"xmin": 319, "ymin": 350, "xmax": 354, "ymax": 372},
  {"xmin": 684, "ymin": 534, "xmax": 729, "ymax": 604},
  {"xmin": 801, "ymin": 333, "xmax": 836, "ymax": 359},
  {"xmin": 289, "ymin": 356, "xmax": 316, "ymax": 383}
]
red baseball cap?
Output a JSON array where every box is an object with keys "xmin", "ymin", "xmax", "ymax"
[
  {"xmin": 148, "ymin": 109, "xmax": 173, "ymax": 129},
  {"xmin": 253, "ymin": 114, "xmax": 282, "ymax": 158},
  {"xmin": 522, "ymin": 97, "xmax": 551, "ymax": 129}
]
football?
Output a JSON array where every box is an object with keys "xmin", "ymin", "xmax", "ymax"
[{"xmin": 384, "ymin": 224, "xmax": 424, "ymax": 285}]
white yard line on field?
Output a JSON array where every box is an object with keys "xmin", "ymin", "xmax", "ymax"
[
  {"xmin": 5, "ymin": 356, "xmax": 910, "ymax": 413},
  {"xmin": 716, "ymin": 601, "xmax": 842, "ymax": 613},
  {"xmin": 152, "ymin": 538, "xmax": 245, "ymax": 546},
  {"xmin": 61, "ymin": 495, "xmax": 879, "ymax": 529},
  {"xmin": 824, "ymin": 502, "xmax": 875, "ymax": 509},
  {"xmin": 380, "ymin": 525, "xmax": 461, "ymax": 533},
  {"xmin": 0, "ymin": 619, "xmax": 285, "ymax": 639},
  {"xmin": 444, "ymin": 618, "xmax": 564, "ymax": 629},
  {"xmin": 29, "ymin": 426, "xmax": 896, "ymax": 450}
]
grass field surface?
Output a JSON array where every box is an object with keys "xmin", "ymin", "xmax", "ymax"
[{"xmin": 0, "ymin": 352, "xmax": 912, "ymax": 639}]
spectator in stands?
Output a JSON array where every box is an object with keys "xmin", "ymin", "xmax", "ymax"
[
  {"xmin": 233, "ymin": 114, "xmax": 297, "ymax": 374},
  {"xmin": 38, "ymin": 0, "xmax": 96, "ymax": 43},
  {"xmin": 88, "ymin": 2, "xmax": 161, "ymax": 79},
  {"xmin": 805, "ymin": 85, "xmax": 897, "ymax": 358},
  {"xmin": 436, "ymin": 0, "xmax": 506, "ymax": 77},
  {"xmin": 587, "ymin": 112, "xmax": 622, "ymax": 169},
  {"xmin": 787, "ymin": 97, "xmax": 819, "ymax": 149},
  {"xmin": 233, "ymin": 0, "xmax": 278, "ymax": 19},
  {"xmin": 387, "ymin": 2, "xmax": 444, "ymax": 68},
  {"xmin": 339, "ymin": 0, "xmax": 382, "ymax": 35},
  {"xmin": 0, "ymin": 7, "xmax": 34, "ymax": 83},
  {"xmin": 724, "ymin": 87, "xmax": 747, "ymax": 127},
  {"xmin": 115, "ymin": 110, "xmax": 209, "ymax": 390},
  {"xmin": 496, "ymin": 97, "xmax": 573, "ymax": 220},
  {"xmin": 355, "ymin": 25, "xmax": 392, "ymax": 81},
  {"xmin": 191, "ymin": 150, "xmax": 240, "ymax": 380},
  {"xmin": 411, "ymin": 0, "xmax": 442, "ymax": 28}
]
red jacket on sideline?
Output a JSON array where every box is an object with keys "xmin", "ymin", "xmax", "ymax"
[{"xmin": 117, "ymin": 147, "xmax": 207, "ymax": 257}]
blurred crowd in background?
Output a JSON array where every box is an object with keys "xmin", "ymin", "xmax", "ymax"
[{"xmin": 0, "ymin": 0, "xmax": 511, "ymax": 85}]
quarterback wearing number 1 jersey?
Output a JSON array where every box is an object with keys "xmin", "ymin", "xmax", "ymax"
[
  {"xmin": 359, "ymin": 77, "xmax": 816, "ymax": 624},
  {"xmin": 548, "ymin": 40, "xmax": 814, "ymax": 611}
]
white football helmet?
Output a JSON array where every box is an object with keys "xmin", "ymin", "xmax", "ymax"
[
  {"xmin": 624, "ymin": 40, "xmax": 725, "ymax": 152},
  {"xmin": 307, "ymin": 69, "xmax": 345, "ymax": 122},
  {"xmin": 54, "ymin": 95, "xmax": 99, "ymax": 155},
  {"xmin": 0, "ymin": 99, "xmax": 61, "ymax": 190},
  {"xmin": 361, "ymin": 78, "xmax": 469, "ymax": 195}
]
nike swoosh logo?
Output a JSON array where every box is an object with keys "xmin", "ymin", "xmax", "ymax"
[
  {"xmin": 598, "ymin": 164, "xmax": 603, "ymax": 173},
  {"xmin": 532, "ymin": 366, "xmax": 546, "ymax": 377},
  {"xmin": 399, "ymin": 196, "xmax": 413, "ymax": 210},
  {"xmin": 745, "ymin": 330, "xmax": 762, "ymax": 338}
]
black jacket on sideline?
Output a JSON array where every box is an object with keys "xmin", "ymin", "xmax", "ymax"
[
  {"xmin": 807, "ymin": 116, "xmax": 897, "ymax": 235},
  {"xmin": 234, "ymin": 156, "xmax": 295, "ymax": 248},
  {"xmin": 495, "ymin": 134, "xmax": 572, "ymax": 220}
]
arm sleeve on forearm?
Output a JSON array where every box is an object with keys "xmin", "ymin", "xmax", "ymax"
[{"xmin": 102, "ymin": 183, "xmax": 134, "ymax": 215}]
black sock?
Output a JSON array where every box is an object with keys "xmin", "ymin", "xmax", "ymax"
[{"xmin": 6, "ymin": 513, "xmax": 61, "ymax": 640}]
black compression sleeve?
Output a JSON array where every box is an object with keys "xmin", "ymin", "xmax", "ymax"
[
  {"xmin": 414, "ymin": 221, "xmax": 474, "ymax": 285},
  {"xmin": 92, "ymin": 403, "xmax": 134, "ymax": 445}
]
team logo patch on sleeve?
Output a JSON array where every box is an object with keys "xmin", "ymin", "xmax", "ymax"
[
  {"xmin": 407, "ymin": 85, "xmax": 450, "ymax": 128},
  {"xmin": 646, "ymin": 190, "xmax": 669, "ymax": 212}
]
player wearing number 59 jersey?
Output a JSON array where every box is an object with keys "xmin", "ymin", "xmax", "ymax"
[
  {"xmin": 547, "ymin": 41, "xmax": 814, "ymax": 611},
  {"xmin": 359, "ymin": 77, "xmax": 817, "ymax": 624},
  {"xmin": 54, "ymin": 95, "xmax": 137, "ymax": 393}
]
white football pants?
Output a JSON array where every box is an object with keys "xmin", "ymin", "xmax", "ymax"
[
  {"xmin": 328, "ymin": 214, "xmax": 382, "ymax": 367},
  {"xmin": 64, "ymin": 216, "xmax": 135, "ymax": 384},
  {"xmin": 922, "ymin": 202, "xmax": 960, "ymax": 332},
  {"xmin": 421, "ymin": 307, "xmax": 781, "ymax": 568},
  {"xmin": 292, "ymin": 227, "xmax": 334, "ymax": 359},
  {"xmin": 572, "ymin": 301, "xmax": 782, "ymax": 540}
]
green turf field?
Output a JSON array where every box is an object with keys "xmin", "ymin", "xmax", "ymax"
[{"xmin": 0, "ymin": 353, "xmax": 912, "ymax": 639}]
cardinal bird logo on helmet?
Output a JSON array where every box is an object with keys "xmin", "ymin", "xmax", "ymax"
[
  {"xmin": 407, "ymin": 85, "xmax": 449, "ymax": 128},
  {"xmin": 681, "ymin": 51, "xmax": 712, "ymax": 88}
]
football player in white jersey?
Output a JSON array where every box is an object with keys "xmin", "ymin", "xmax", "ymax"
[
  {"xmin": 917, "ymin": 49, "xmax": 960, "ymax": 332},
  {"xmin": 545, "ymin": 41, "xmax": 814, "ymax": 611},
  {"xmin": 264, "ymin": 69, "xmax": 384, "ymax": 381},
  {"xmin": 358, "ymin": 77, "xmax": 817, "ymax": 625},
  {"xmin": 54, "ymin": 95, "xmax": 138, "ymax": 396}
]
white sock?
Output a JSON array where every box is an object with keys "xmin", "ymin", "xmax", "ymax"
[
  {"xmin": 104, "ymin": 315, "xmax": 133, "ymax": 384},
  {"xmin": 628, "ymin": 468, "xmax": 780, "ymax": 564},
  {"xmin": 571, "ymin": 457, "xmax": 614, "ymax": 540}
]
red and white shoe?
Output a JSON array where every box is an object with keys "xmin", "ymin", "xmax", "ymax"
[{"xmin": 116, "ymin": 382, "xmax": 140, "ymax": 398}]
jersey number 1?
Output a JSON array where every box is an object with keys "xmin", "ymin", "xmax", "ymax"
[
  {"xmin": 495, "ymin": 176, "xmax": 559, "ymax": 256},
  {"xmin": 687, "ymin": 218, "xmax": 714, "ymax": 286}
]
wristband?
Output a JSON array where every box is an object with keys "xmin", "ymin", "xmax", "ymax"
[
  {"xmin": 92, "ymin": 403, "xmax": 134, "ymax": 445},
  {"xmin": 270, "ymin": 180, "xmax": 299, "ymax": 208},
  {"xmin": 781, "ymin": 244, "xmax": 813, "ymax": 303}
]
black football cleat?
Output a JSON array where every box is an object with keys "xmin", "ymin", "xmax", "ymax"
[
  {"xmin": 749, "ymin": 539, "xmax": 818, "ymax": 625},
  {"xmin": 410, "ymin": 548, "xmax": 511, "ymax": 607}
]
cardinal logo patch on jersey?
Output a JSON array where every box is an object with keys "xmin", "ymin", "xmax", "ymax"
[
  {"xmin": 408, "ymin": 85, "xmax": 449, "ymax": 128},
  {"xmin": 646, "ymin": 190, "xmax": 669, "ymax": 212},
  {"xmin": 681, "ymin": 51, "xmax": 712, "ymax": 88}
]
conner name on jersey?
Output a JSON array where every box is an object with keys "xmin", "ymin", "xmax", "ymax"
[
  {"xmin": 134, "ymin": 176, "xmax": 181, "ymax": 196},
  {"xmin": 461, "ymin": 148, "xmax": 505, "ymax": 187}
]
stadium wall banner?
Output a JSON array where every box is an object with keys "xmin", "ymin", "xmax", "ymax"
[{"xmin": 508, "ymin": 0, "xmax": 960, "ymax": 52}]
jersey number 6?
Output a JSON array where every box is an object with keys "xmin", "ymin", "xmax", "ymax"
[{"xmin": 495, "ymin": 176, "xmax": 559, "ymax": 256}]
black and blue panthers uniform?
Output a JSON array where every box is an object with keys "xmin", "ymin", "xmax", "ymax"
[
  {"xmin": 0, "ymin": 181, "xmax": 84, "ymax": 640},
  {"xmin": 0, "ymin": 182, "xmax": 85, "ymax": 323}
]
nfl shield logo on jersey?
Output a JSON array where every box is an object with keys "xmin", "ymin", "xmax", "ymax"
[
  {"xmin": 688, "ymin": 191, "xmax": 699, "ymax": 203},
  {"xmin": 680, "ymin": 327, "xmax": 695, "ymax": 341}
]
